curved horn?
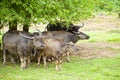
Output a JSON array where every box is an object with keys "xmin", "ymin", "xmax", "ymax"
[
  {"xmin": 79, "ymin": 22, "xmax": 84, "ymax": 28},
  {"xmin": 19, "ymin": 32, "xmax": 34, "ymax": 39}
]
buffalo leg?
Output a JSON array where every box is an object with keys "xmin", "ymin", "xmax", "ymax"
[
  {"xmin": 55, "ymin": 59, "xmax": 59, "ymax": 71},
  {"xmin": 19, "ymin": 56, "xmax": 26, "ymax": 70},
  {"xmin": 24, "ymin": 56, "xmax": 27, "ymax": 68},
  {"xmin": 3, "ymin": 49, "xmax": 6, "ymax": 65},
  {"xmin": 66, "ymin": 51, "xmax": 70, "ymax": 62},
  {"xmin": 10, "ymin": 54, "xmax": 16, "ymax": 64},
  {"xmin": 27, "ymin": 55, "xmax": 31, "ymax": 65},
  {"xmin": 37, "ymin": 55, "xmax": 41, "ymax": 66},
  {"xmin": 43, "ymin": 55, "xmax": 47, "ymax": 68},
  {"xmin": 59, "ymin": 59, "xmax": 63, "ymax": 70}
]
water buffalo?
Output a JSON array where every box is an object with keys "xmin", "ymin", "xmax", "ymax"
[
  {"xmin": 2, "ymin": 30, "xmax": 44, "ymax": 70},
  {"xmin": 42, "ymin": 31, "xmax": 90, "ymax": 43},
  {"xmin": 46, "ymin": 21, "xmax": 84, "ymax": 33},
  {"xmin": 37, "ymin": 38, "xmax": 78, "ymax": 71}
]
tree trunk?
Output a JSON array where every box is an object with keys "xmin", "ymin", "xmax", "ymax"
[
  {"xmin": 23, "ymin": 24, "xmax": 29, "ymax": 32},
  {"xmin": 0, "ymin": 21, "xmax": 3, "ymax": 29},
  {"xmin": 23, "ymin": 11, "xmax": 31, "ymax": 32},
  {"xmin": 9, "ymin": 20, "xmax": 17, "ymax": 31}
]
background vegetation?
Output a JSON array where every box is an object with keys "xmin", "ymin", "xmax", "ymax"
[
  {"xmin": 0, "ymin": 0, "xmax": 120, "ymax": 29},
  {"xmin": 95, "ymin": 0, "xmax": 120, "ymax": 12}
]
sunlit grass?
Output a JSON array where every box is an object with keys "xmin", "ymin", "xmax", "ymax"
[
  {"xmin": 77, "ymin": 29, "xmax": 120, "ymax": 44},
  {"xmin": 89, "ymin": 32, "xmax": 120, "ymax": 43},
  {"xmin": 0, "ymin": 55, "xmax": 120, "ymax": 80}
]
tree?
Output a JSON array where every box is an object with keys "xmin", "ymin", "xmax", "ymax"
[{"xmin": 0, "ymin": 0, "xmax": 95, "ymax": 31}]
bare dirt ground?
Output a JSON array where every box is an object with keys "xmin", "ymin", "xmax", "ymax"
[
  {"xmin": 76, "ymin": 14, "xmax": 120, "ymax": 59},
  {"xmin": 77, "ymin": 42, "xmax": 120, "ymax": 59}
]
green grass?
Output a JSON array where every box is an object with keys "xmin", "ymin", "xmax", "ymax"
[
  {"xmin": 77, "ymin": 30, "xmax": 120, "ymax": 44},
  {"xmin": 0, "ymin": 56, "xmax": 120, "ymax": 80}
]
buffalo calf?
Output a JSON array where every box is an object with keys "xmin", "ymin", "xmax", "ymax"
[{"xmin": 37, "ymin": 38, "xmax": 78, "ymax": 71}]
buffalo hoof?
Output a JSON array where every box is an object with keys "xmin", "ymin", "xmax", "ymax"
[
  {"xmin": 37, "ymin": 63, "xmax": 40, "ymax": 66},
  {"xmin": 47, "ymin": 59, "xmax": 52, "ymax": 62},
  {"xmin": 21, "ymin": 67, "xmax": 26, "ymax": 70},
  {"xmin": 66, "ymin": 59, "xmax": 70, "ymax": 62},
  {"xmin": 55, "ymin": 68, "xmax": 59, "ymax": 71},
  {"xmin": 21, "ymin": 65, "xmax": 27, "ymax": 70},
  {"xmin": 55, "ymin": 67, "xmax": 60, "ymax": 71},
  {"xmin": 56, "ymin": 68, "xmax": 61, "ymax": 71}
]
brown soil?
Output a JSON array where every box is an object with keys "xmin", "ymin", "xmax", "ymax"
[
  {"xmin": 76, "ymin": 14, "xmax": 120, "ymax": 59},
  {"xmin": 77, "ymin": 42, "xmax": 120, "ymax": 59}
]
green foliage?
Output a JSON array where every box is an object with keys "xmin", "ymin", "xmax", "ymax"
[
  {"xmin": 95, "ymin": 0, "xmax": 120, "ymax": 12},
  {"xmin": 0, "ymin": 0, "xmax": 38, "ymax": 24},
  {"xmin": 0, "ymin": 0, "xmax": 119, "ymax": 29},
  {"xmin": 0, "ymin": 0, "xmax": 95, "ymax": 28},
  {"xmin": 38, "ymin": 0, "xmax": 95, "ymax": 22}
]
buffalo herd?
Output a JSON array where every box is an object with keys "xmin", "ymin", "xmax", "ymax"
[{"xmin": 2, "ymin": 22, "xmax": 90, "ymax": 70}]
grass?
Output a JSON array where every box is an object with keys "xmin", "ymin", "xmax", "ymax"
[
  {"xmin": 77, "ymin": 29, "xmax": 120, "ymax": 44},
  {"xmin": 89, "ymin": 32, "xmax": 120, "ymax": 43},
  {"xmin": 0, "ymin": 56, "xmax": 120, "ymax": 80}
]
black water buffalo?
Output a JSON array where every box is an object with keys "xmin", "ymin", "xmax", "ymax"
[
  {"xmin": 2, "ymin": 30, "xmax": 44, "ymax": 70},
  {"xmin": 46, "ymin": 21, "xmax": 84, "ymax": 33},
  {"xmin": 42, "ymin": 31, "xmax": 90, "ymax": 43},
  {"xmin": 37, "ymin": 38, "xmax": 78, "ymax": 70}
]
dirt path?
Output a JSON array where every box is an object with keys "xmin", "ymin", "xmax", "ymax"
[
  {"xmin": 77, "ymin": 42, "xmax": 120, "ymax": 59},
  {"xmin": 82, "ymin": 14, "xmax": 120, "ymax": 32},
  {"xmin": 76, "ymin": 14, "xmax": 120, "ymax": 59}
]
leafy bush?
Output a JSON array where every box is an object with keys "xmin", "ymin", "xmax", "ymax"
[
  {"xmin": 95, "ymin": 0, "xmax": 120, "ymax": 12},
  {"xmin": 0, "ymin": 0, "xmax": 95, "ymax": 27}
]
